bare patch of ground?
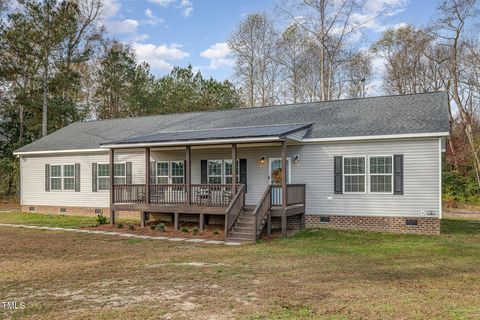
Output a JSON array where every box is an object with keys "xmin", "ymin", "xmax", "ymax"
[{"xmin": 0, "ymin": 220, "xmax": 479, "ymax": 319}]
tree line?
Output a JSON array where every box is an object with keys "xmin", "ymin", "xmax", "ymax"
[
  {"xmin": 227, "ymin": 0, "xmax": 480, "ymax": 205},
  {"xmin": 0, "ymin": 0, "xmax": 241, "ymax": 198},
  {"xmin": 1, "ymin": 0, "xmax": 480, "ymax": 207}
]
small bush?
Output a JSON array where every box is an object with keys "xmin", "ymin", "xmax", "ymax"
[
  {"xmin": 149, "ymin": 224, "xmax": 156, "ymax": 230},
  {"xmin": 128, "ymin": 224, "xmax": 135, "ymax": 231},
  {"xmin": 192, "ymin": 226, "xmax": 199, "ymax": 235},
  {"xmin": 181, "ymin": 226, "xmax": 189, "ymax": 233},
  {"xmin": 96, "ymin": 215, "xmax": 107, "ymax": 225},
  {"xmin": 117, "ymin": 223, "xmax": 123, "ymax": 228},
  {"xmin": 213, "ymin": 229, "xmax": 220, "ymax": 235},
  {"xmin": 155, "ymin": 223, "xmax": 166, "ymax": 231}
]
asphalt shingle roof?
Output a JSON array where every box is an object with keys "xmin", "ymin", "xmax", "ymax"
[
  {"xmin": 15, "ymin": 92, "xmax": 449, "ymax": 153},
  {"xmin": 105, "ymin": 123, "xmax": 313, "ymax": 145}
]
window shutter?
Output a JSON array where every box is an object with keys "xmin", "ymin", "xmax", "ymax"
[
  {"xmin": 92, "ymin": 163, "xmax": 97, "ymax": 192},
  {"xmin": 334, "ymin": 156, "xmax": 343, "ymax": 194},
  {"xmin": 239, "ymin": 159, "xmax": 247, "ymax": 192},
  {"xmin": 394, "ymin": 154, "xmax": 404, "ymax": 195},
  {"xmin": 75, "ymin": 163, "xmax": 80, "ymax": 192},
  {"xmin": 126, "ymin": 162, "xmax": 132, "ymax": 184},
  {"xmin": 45, "ymin": 164, "xmax": 50, "ymax": 192},
  {"xmin": 201, "ymin": 160, "xmax": 207, "ymax": 184},
  {"xmin": 184, "ymin": 160, "xmax": 187, "ymax": 182},
  {"xmin": 149, "ymin": 161, "xmax": 156, "ymax": 184}
]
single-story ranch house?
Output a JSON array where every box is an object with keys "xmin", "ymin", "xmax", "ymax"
[{"xmin": 14, "ymin": 92, "xmax": 449, "ymax": 242}]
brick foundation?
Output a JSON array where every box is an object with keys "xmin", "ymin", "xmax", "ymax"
[
  {"xmin": 21, "ymin": 205, "xmax": 139, "ymax": 220},
  {"xmin": 270, "ymin": 215, "xmax": 303, "ymax": 230},
  {"xmin": 305, "ymin": 214, "xmax": 440, "ymax": 235}
]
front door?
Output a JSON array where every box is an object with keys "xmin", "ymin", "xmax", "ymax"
[{"xmin": 269, "ymin": 158, "xmax": 291, "ymax": 205}]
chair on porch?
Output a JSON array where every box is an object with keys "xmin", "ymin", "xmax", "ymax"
[{"xmin": 195, "ymin": 188, "xmax": 212, "ymax": 205}]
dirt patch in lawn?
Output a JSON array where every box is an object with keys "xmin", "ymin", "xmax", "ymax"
[
  {"xmin": 83, "ymin": 221, "xmax": 225, "ymax": 240},
  {"xmin": 443, "ymin": 207, "xmax": 480, "ymax": 220}
]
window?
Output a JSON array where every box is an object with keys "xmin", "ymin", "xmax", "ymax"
[
  {"xmin": 97, "ymin": 164, "xmax": 110, "ymax": 191},
  {"xmin": 171, "ymin": 161, "xmax": 184, "ymax": 184},
  {"xmin": 224, "ymin": 160, "xmax": 239, "ymax": 184},
  {"xmin": 369, "ymin": 156, "xmax": 393, "ymax": 193},
  {"xmin": 156, "ymin": 161, "xmax": 169, "ymax": 184},
  {"xmin": 97, "ymin": 163, "xmax": 126, "ymax": 190},
  {"xmin": 50, "ymin": 165, "xmax": 62, "ymax": 191},
  {"xmin": 343, "ymin": 157, "xmax": 366, "ymax": 193},
  {"xmin": 63, "ymin": 165, "xmax": 75, "ymax": 190},
  {"xmin": 207, "ymin": 160, "xmax": 222, "ymax": 184},
  {"xmin": 114, "ymin": 163, "xmax": 126, "ymax": 185}
]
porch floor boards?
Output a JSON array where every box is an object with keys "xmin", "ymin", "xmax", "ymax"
[{"xmin": 112, "ymin": 203, "xmax": 227, "ymax": 215}]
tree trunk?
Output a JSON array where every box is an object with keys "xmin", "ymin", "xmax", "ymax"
[{"xmin": 42, "ymin": 53, "xmax": 49, "ymax": 137}]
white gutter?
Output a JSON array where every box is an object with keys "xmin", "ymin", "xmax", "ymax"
[
  {"xmin": 100, "ymin": 136, "xmax": 282, "ymax": 149},
  {"xmin": 302, "ymin": 131, "xmax": 449, "ymax": 143},
  {"xmin": 13, "ymin": 148, "xmax": 105, "ymax": 156}
]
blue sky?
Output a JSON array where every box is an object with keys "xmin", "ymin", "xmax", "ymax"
[{"xmin": 103, "ymin": 0, "xmax": 441, "ymax": 82}]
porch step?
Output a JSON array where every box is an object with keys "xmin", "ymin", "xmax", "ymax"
[
  {"xmin": 235, "ymin": 221, "xmax": 254, "ymax": 228},
  {"xmin": 227, "ymin": 231, "xmax": 254, "ymax": 240},
  {"xmin": 225, "ymin": 237, "xmax": 255, "ymax": 243},
  {"xmin": 233, "ymin": 226, "xmax": 255, "ymax": 233}
]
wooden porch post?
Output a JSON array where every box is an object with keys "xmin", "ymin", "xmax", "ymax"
[
  {"xmin": 186, "ymin": 146, "xmax": 191, "ymax": 205},
  {"xmin": 281, "ymin": 141, "xmax": 287, "ymax": 237},
  {"xmin": 232, "ymin": 143, "xmax": 237, "ymax": 195},
  {"xmin": 109, "ymin": 148, "xmax": 115, "ymax": 225},
  {"xmin": 141, "ymin": 147, "xmax": 150, "ymax": 228}
]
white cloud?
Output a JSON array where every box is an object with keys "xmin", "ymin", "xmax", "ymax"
[
  {"xmin": 148, "ymin": 0, "xmax": 193, "ymax": 17},
  {"xmin": 200, "ymin": 42, "xmax": 233, "ymax": 69},
  {"xmin": 148, "ymin": 0, "xmax": 176, "ymax": 7},
  {"xmin": 100, "ymin": 0, "xmax": 121, "ymax": 18},
  {"xmin": 179, "ymin": 0, "xmax": 193, "ymax": 17},
  {"xmin": 132, "ymin": 43, "xmax": 190, "ymax": 71},
  {"xmin": 145, "ymin": 8, "xmax": 164, "ymax": 25},
  {"xmin": 108, "ymin": 19, "xmax": 139, "ymax": 35}
]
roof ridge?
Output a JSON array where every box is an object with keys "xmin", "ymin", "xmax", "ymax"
[{"xmin": 80, "ymin": 91, "xmax": 447, "ymax": 125}]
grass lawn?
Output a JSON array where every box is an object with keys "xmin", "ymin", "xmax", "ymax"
[{"xmin": 0, "ymin": 213, "xmax": 479, "ymax": 319}]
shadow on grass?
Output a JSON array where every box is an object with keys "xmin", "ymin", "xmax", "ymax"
[{"xmin": 441, "ymin": 219, "xmax": 480, "ymax": 234}]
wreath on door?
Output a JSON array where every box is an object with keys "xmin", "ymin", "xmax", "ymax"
[{"xmin": 272, "ymin": 168, "xmax": 283, "ymax": 184}]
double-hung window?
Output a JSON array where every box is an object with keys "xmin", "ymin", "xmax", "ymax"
[
  {"xmin": 63, "ymin": 165, "xmax": 75, "ymax": 191},
  {"xmin": 224, "ymin": 160, "xmax": 239, "ymax": 184},
  {"xmin": 343, "ymin": 157, "xmax": 366, "ymax": 193},
  {"xmin": 171, "ymin": 161, "xmax": 184, "ymax": 184},
  {"xmin": 207, "ymin": 160, "xmax": 222, "ymax": 184},
  {"xmin": 97, "ymin": 163, "xmax": 126, "ymax": 191},
  {"xmin": 156, "ymin": 161, "xmax": 169, "ymax": 184},
  {"xmin": 50, "ymin": 165, "xmax": 62, "ymax": 191},
  {"xmin": 369, "ymin": 156, "xmax": 393, "ymax": 193}
]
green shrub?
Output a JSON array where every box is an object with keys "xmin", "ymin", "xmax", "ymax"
[
  {"xmin": 443, "ymin": 169, "xmax": 480, "ymax": 205},
  {"xmin": 128, "ymin": 224, "xmax": 135, "ymax": 231},
  {"xmin": 117, "ymin": 223, "xmax": 123, "ymax": 229},
  {"xmin": 155, "ymin": 223, "xmax": 166, "ymax": 231},
  {"xmin": 149, "ymin": 224, "xmax": 156, "ymax": 230},
  {"xmin": 192, "ymin": 226, "xmax": 199, "ymax": 235},
  {"xmin": 96, "ymin": 215, "xmax": 107, "ymax": 225},
  {"xmin": 213, "ymin": 229, "xmax": 219, "ymax": 235},
  {"xmin": 181, "ymin": 226, "xmax": 189, "ymax": 233}
]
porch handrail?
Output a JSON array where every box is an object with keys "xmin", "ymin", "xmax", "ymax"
[
  {"xmin": 286, "ymin": 184, "xmax": 306, "ymax": 206},
  {"xmin": 224, "ymin": 184, "xmax": 246, "ymax": 236},
  {"xmin": 254, "ymin": 185, "xmax": 272, "ymax": 240}
]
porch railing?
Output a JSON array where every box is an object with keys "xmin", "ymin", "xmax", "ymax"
[
  {"xmin": 271, "ymin": 184, "xmax": 306, "ymax": 206},
  {"xmin": 225, "ymin": 184, "xmax": 246, "ymax": 235},
  {"xmin": 254, "ymin": 185, "xmax": 272, "ymax": 240},
  {"xmin": 113, "ymin": 184, "xmax": 242, "ymax": 207}
]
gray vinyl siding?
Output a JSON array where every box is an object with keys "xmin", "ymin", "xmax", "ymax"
[{"xmin": 20, "ymin": 138, "xmax": 440, "ymax": 217}]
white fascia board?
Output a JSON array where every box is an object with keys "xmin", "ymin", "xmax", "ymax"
[
  {"xmin": 302, "ymin": 131, "xmax": 449, "ymax": 143},
  {"xmin": 13, "ymin": 148, "xmax": 106, "ymax": 156},
  {"xmin": 100, "ymin": 136, "xmax": 281, "ymax": 149}
]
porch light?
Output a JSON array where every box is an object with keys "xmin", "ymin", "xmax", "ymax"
[
  {"xmin": 294, "ymin": 155, "xmax": 300, "ymax": 164},
  {"xmin": 260, "ymin": 156, "xmax": 266, "ymax": 164}
]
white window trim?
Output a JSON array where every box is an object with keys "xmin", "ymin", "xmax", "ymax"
[
  {"xmin": 50, "ymin": 164, "xmax": 76, "ymax": 192},
  {"xmin": 96, "ymin": 162, "xmax": 126, "ymax": 192},
  {"xmin": 343, "ymin": 156, "xmax": 367, "ymax": 194},
  {"xmin": 368, "ymin": 155, "xmax": 394, "ymax": 194},
  {"xmin": 155, "ymin": 161, "xmax": 170, "ymax": 184},
  {"xmin": 62, "ymin": 164, "xmax": 76, "ymax": 192},
  {"xmin": 114, "ymin": 162, "xmax": 127, "ymax": 185},
  {"xmin": 207, "ymin": 159, "xmax": 223, "ymax": 184},
  {"xmin": 224, "ymin": 159, "xmax": 240, "ymax": 184},
  {"xmin": 170, "ymin": 160, "xmax": 185, "ymax": 184}
]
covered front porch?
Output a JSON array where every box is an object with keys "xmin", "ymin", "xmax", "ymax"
[{"xmin": 102, "ymin": 123, "xmax": 310, "ymax": 241}]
